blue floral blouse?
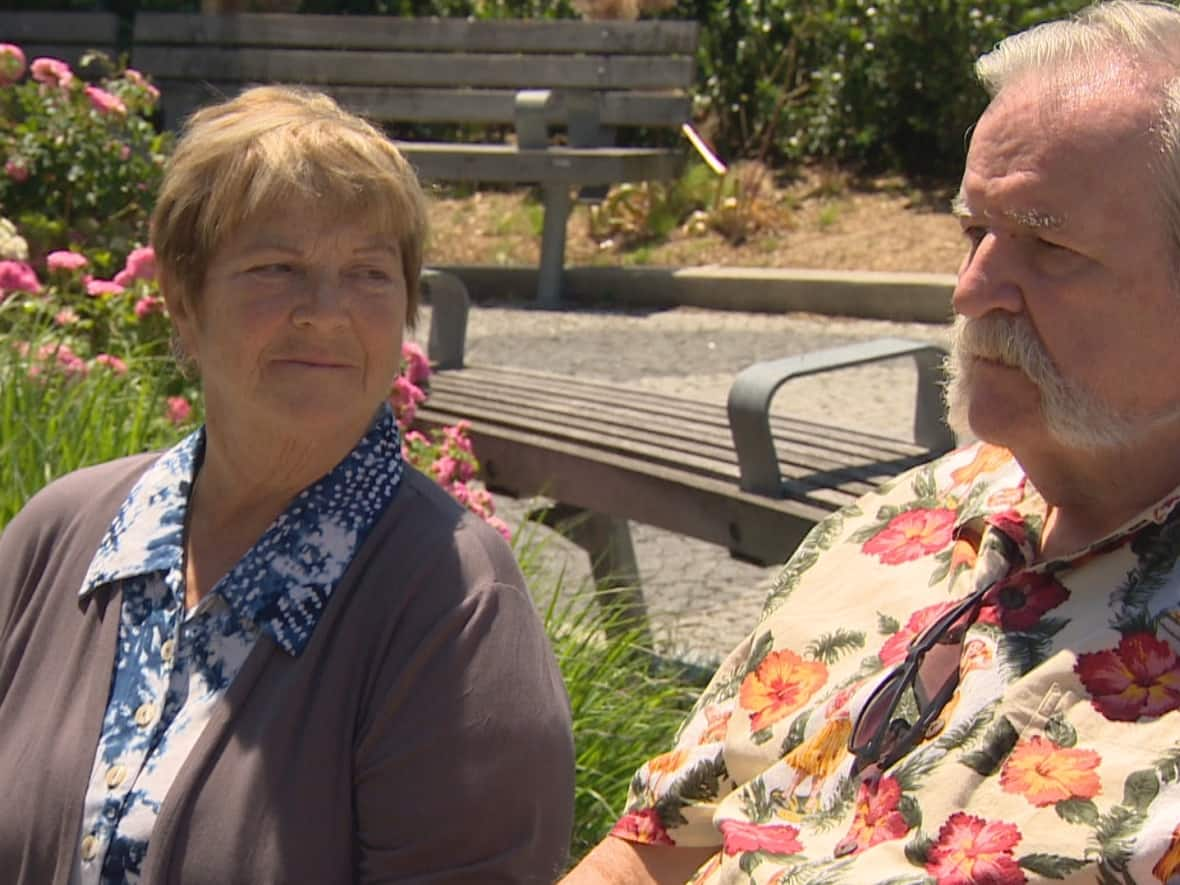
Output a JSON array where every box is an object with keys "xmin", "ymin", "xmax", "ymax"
[{"xmin": 72, "ymin": 405, "xmax": 404, "ymax": 884}]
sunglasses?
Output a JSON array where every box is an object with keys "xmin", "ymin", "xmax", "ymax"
[{"xmin": 847, "ymin": 578, "xmax": 996, "ymax": 777}]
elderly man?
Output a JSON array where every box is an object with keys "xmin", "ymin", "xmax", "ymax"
[{"xmin": 562, "ymin": 2, "xmax": 1180, "ymax": 882}]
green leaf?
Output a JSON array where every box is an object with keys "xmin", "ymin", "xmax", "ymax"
[
  {"xmin": 958, "ymin": 715, "xmax": 1019, "ymax": 776},
  {"xmin": 750, "ymin": 726, "xmax": 774, "ymax": 746},
  {"xmin": 739, "ymin": 850, "xmax": 763, "ymax": 875},
  {"xmin": 1044, "ymin": 713, "xmax": 1078, "ymax": 749},
  {"xmin": 1055, "ymin": 797, "xmax": 1100, "ymax": 827},
  {"xmin": 904, "ymin": 830, "xmax": 934, "ymax": 866},
  {"xmin": 1122, "ymin": 769, "xmax": 1160, "ymax": 812},
  {"xmin": 805, "ymin": 629, "xmax": 866, "ymax": 664},
  {"xmin": 780, "ymin": 710, "xmax": 812, "ymax": 757},
  {"xmin": 899, "ymin": 793, "xmax": 922, "ymax": 829},
  {"xmin": 744, "ymin": 631, "xmax": 775, "ymax": 676},
  {"xmin": 1018, "ymin": 853, "xmax": 1088, "ymax": 879},
  {"xmin": 877, "ymin": 611, "xmax": 901, "ymax": 635}
]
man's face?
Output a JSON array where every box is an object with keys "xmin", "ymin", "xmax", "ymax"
[{"xmin": 947, "ymin": 67, "xmax": 1180, "ymax": 456}]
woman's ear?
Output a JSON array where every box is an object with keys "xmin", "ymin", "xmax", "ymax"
[{"xmin": 159, "ymin": 270, "xmax": 199, "ymax": 363}]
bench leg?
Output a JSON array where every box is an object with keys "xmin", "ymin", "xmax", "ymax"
[
  {"xmin": 533, "ymin": 504, "xmax": 650, "ymax": 644},
  {"xmin": 421, "ymin": 268, "xmax": 471, "ymax": 370},
  {"xmin": 537, "ymin": 184, "xmax": 572, "ymax": 308}
]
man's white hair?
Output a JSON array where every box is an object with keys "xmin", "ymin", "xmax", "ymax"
[{"xmin": 976, "ymin": 0, "xmax": 1180, "ymax": 261}]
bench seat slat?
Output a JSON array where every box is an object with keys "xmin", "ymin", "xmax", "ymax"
[
  {"xmin": 433, "ymin": 365, "xmax": 929, "ymax": 459},
  {"xmin": 425, "ymin": 376, "xmax": 916, "ymax": 480},
  {"xmin": 132, "ymin": 13, "xmax": 700, "ymax": 55},
  {"xmin": 131, "ymin": 46, "xmax": 695, "ymax": 91}
]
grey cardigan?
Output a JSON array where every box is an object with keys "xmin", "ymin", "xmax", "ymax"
[{"xmin": 0, "ymin": 454, "xmax": 574, "ymax": 883}]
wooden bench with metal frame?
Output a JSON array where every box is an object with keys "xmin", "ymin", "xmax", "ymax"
[
  {"xmin": 130, "ymin": 12, "xmax": 699, "ymax": 307},
  {"xmin": 417, "ymin": 270, "xmax": 956, "ymax": 629}
]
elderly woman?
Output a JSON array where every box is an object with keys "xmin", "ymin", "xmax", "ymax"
[{"xmin": 0, "ymin": 86, "xmax": 574, "ymax": 883}]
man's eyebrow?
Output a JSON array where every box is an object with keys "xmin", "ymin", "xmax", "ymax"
[{"xmin": 949, "ymin": 193, "xmax": 1065, "ymax": 230}]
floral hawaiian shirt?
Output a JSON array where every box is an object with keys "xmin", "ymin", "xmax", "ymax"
[
  {"xmin": 612, "ymin": 441, "xmax": 1180, "ymax": 884},
  {"xmin": 72, "ymin": 405, "xmax": 403, "ymax": 885}
]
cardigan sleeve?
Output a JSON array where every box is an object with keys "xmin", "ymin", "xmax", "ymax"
[{"xmin": 351, "ymin": 525, "xmax": 575, "ymax": 884}]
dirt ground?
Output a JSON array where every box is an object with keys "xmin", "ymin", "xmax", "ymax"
[{"xmin": 423, "ymin": 165, "xmax": 967, "ymax": 275}]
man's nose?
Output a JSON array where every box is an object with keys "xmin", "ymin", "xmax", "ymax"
[{"xmin": 952, "ymin": 232, "xmax": 1025, "ymax": 319}]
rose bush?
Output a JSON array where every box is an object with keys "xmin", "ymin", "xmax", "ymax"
[{"xmin": 0, "ymin": 44, "xmax": 170, "ymax": 277}]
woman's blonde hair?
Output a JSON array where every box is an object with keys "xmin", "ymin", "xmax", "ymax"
[{"xmin": 151, "ymin": 85, "xmax": 429, "ymax": 326}]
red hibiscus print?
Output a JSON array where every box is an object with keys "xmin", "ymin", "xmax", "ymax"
[
  {"xmin": 978, "ymin": 573, "xmax": 1070, "ymax": 631},
  {"xmin": 610, "ymin": 808, "xmax": 675, "ymax": 846},
  {"xmin": 925, "ymin": 812, "xmax": 1025, "ymax": 885},
  {"xmin": 1075, "ymin": 632, "xmax": 1180, "ymax": 721},
  {"xmin": 863, "ymin": 508, "xmax": 957, "ymax": 565},
  {"xmin": 833, "ymin": 775, "xmax": 911, "ymax": 857},
  {"xmin": 878, "ymin": 600, "xmax": 959, "ymax": 666},
  {"xmin": 719, "ymin": 819, "xmax": 803, "ymax": 856}
]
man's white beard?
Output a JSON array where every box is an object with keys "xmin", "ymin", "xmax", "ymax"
[{"xmin": 944, "ymin": 314, "xmax": 1147, "ymax": 452}]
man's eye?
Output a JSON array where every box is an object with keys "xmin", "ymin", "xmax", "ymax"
[{"xmin": 1036, "ymin": 237, "xmax": 1070, "ymax": 252}]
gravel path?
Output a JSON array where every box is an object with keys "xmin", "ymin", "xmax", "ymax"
[{"xmin": 411, "ymin": 301, "xmax": 953, "ymax": 666}]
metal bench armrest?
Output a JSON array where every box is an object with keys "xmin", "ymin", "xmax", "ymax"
[
  {"xmin": 727, "ymin": 337, "xmax": 955, "ymax": 496},
  {"xmin": 422, "ymin": 269, "xmax": 471, "ymax": 370}
]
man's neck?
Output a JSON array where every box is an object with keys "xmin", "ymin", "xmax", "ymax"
[{"xmin": 1017, "ymin": 428, "xmax": 1180, "ymax": 560}]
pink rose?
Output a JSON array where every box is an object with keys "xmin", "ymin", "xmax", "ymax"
[
  {"xmin": 93, "ymin": 354, "xmax": 128, "ymax": 375},
  {"xmin": 0, "ymin": 260, "xmax": 42, "ymax": 297},
  {"xmin": 85, "ymin": 277, "xmax": 125, "ymax": 297},
  {"xmin": 113, "ymin": 246, "xmax": 156, "ymax": 286},
  {"xmin": 4, "ymin": 159, "xmax": 28, "ymax": 182},
  {"xmin": 133, "ymin": 295, "xmax": 164, "ymax": 320},
  {"xmin": 46, "ymin": 250, "xmax": 88, "ymax": 272},
  {"xmin": 0, "ymin": 44, "xmax": 26, "ymax": 85},
  {"xmin": 84, "ymin": 85, "xmax": 126, "ymax": 115},
  {"xmin": 30, "ymin": 57, "xmax": 73, "ymax": 89},
  {"xmin": 430, "ymin": 455, "xmax": 459, "ymax": 485},
  {"xmin": 401, "ymin": 341, "xmax": 431, "ymax": 385},
  {"xmin": 166, "ymin": 396, "xmax": 192, "ymax": 426}
]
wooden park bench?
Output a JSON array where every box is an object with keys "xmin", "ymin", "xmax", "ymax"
[
  {"xmin": 4, "ymin": 11, "xmax": 120, "ymax": 69},
  {"xmin": 129, "ymin": 12, "xmax": 700, "ymax": 306},
  {"xmin": 416, "ymin": 271, "xmax": 956, "ymax": 628}
]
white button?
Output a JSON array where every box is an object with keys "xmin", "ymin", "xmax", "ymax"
[
  {"xmin": 81, "ymin": 834, "xmax": 99, "ymax": 861},
  {"xmin": 134, "ymin": 703, "xmax": 156, "ymax": 728},
  {"xmin": 160, "ymin": 639, "xmax": 175, "ymax": 663},
  {"xmin": 105, "ymin": 764, "xmax": 127, "ymax": 789}
]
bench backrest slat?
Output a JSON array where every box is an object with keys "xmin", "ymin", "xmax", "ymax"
[
  {"xmin": 133, "ymin": 46, "xmax": 694, "ymax": 91},
  {"xmin": 132, "ymin": 12, "xmax": 699, "ymax": 56},
  {"xmin": 157, "ymin": 81, "xmax": 691, "ymax": 127},
  {"xmin": 4, "ymin": 12, "xmax": 120, "ymax": 45}
]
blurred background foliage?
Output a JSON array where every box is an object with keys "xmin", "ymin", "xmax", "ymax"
[{"xmin": 4, "ymin": 0, "xmax": 1091, "ymax": 178}]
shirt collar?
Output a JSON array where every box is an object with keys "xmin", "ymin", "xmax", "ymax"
[
  {"xmin": 944, "ymin": 441, "xmax": 1180, "ymax": 571},
  {"xmin": 81, "ymin": 403, "xmax": 405, "ymax": 656}
]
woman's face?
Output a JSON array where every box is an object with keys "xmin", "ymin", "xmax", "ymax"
[{"xmin": 171, "ymin": 205, "xmax": 407, "ymax": 448}]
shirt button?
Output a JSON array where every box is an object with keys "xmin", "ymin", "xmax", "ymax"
[
  {"xmin": 134, "ymin": 702, "xmax": 157, "ymax": 728},
  {"xmin": 105, "ymin": 764, "xmax": 127, "ymax": 789},
  {"xmin": 924, "ymin": 717, "xmax": 946, "ymax": 739},
  {"xmin": 80, "ymin": 834, "xmax": 99, "ymax": 861},
  {"xmin": 160, "ymin": 639, "xmax": 175, "ymax": 663}
]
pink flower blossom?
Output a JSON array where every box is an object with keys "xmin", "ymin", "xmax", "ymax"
[
  {"xmin": 166, "ymin": 396, "xmax": 193, "ymax": 426},
  {"xmin": 46, "ymin": 250, "xmax": 88, "ymax": 272},
  {"xmin": 30, "ymin": 57, "xmax": 73, "ymax": 89},
  {"xmin": 401, "ymin": 341, "xmax": 431, "ymax": 385},
  {"xmin": 431, "ymin": 455, "xmax": 460, "ymax": 485},
  {"xmin": 37, "ymin": 342, "xmax": 87, "ymax": 378},
  {"xmin": 0, "ymin": 44, "xmax": 26, "ymax": 86},
  {"xmin": 0, "ymin": 260, "xmax": 42, "ymax": 297},
  {"xmin": 404, "ymin": 430, "xmax": 430, "ymax": 448},
  {"xmin": 85, "ymin": 276, "xmax": 125, "ymax": 298},
  {"xmin": 122, "ymin": 68, "xmax": 160, "ymax": 103},
  {"xmin": 389, "ymin": 375, "xmax": 426, "ymax": 425},
  {"xmin": 442, "ymin": 421, "xmax": 475, "ymax": 456},
  {"xmin": 93, "ymin": 354, "xmax": 128, "ymax": 375},
  {"xmin": 84, "ymin": 85, "xmax": 126, "ymax": 115},
  {"xmin": 133, "ymin": 295, "xmax": 164, "ymax": 320},
  {"xmin": 54, "ymin": 308, "xmax": 79, "ymax": 327},
  {"xmin": 4, "ymin": 158, "xmax": 28, "ymax": 182},
  {"xmin": 113, "ymin": 246, "xmax": 156, "ymax": 286}
]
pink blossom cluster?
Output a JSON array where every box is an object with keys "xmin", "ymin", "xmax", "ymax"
[
  {"xmin": 166, "ymin": 396, "xmax": 193, "ymax": 426},
  {"xmin": 0, "ymin": 44, "xmax": 25, "ymax": 87},
  {"xmin": 5, "ymin": 158, "xmax": 28, "ymax": 182},
  {"xmin": 0, "ymin": 260, "xmax": 42, "ymax": 298},
  {"xmin": 30, "ymin": 57, "xmax": 72, "ymax": 90},
  {"xmin": 122, "ymin": 69, "xmax": 161, "ymax": 104},
  {"xmin": 46, "ymin": 250, "xmax": 88, "ymax": 272},
  {"xmin": 84, "ymin": 85, "xmax": 126, "ymax": 116},
  {"xmin": 113, "ymin": 246, "xmax": 156, "ymax": 287}
]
